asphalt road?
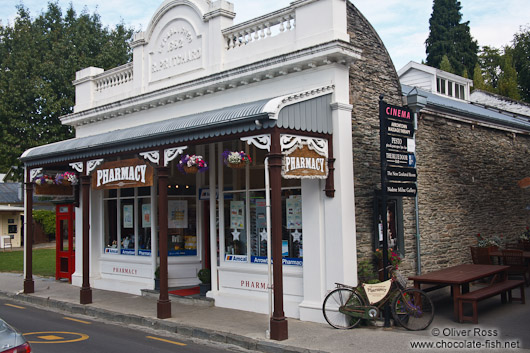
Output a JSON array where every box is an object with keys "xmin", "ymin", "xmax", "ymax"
[{"xmin": 0, "ymin": 298, "xmax": 241, "ymax": 353}]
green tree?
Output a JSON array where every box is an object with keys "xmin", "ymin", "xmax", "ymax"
[
  {"xmin": 512, "ymin": 26, "xmax": 530, "ymax": 103},
  {"xmin": 439, "ymin": 54, "xmax": 453, "ymax": 73},
  {"xmin": 425, "ymin": 0, "xmax": 478, "ymax": 77},
  {"xmin": 477, "ymin": 46, "xmax": 503, "ymax": 91},
  {"xmin": 0, "ymin": 2, "xmax": 134, "ymax": 179},
  {"xmin": 476, "ymin": 45, "xmax": 522, "ymax": 101},
  {"xmin": 33, "ymin": 210, "xmax": 56, "ymax": 237},
  {"xmin": 472, "ymin": 63, "xmax": 486, "ymax": 91},
  {"xmin": 497, "ymin": 50, "xmax": 520, "ymax": 100}
]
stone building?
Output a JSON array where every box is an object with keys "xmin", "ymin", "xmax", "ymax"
[{"xmin": 396, "ymin": 61, "xmax": 530, "ymax": 275}]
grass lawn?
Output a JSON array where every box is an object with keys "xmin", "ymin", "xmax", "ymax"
[{"xmin": 0, "ymin": 249, "xmax": 56, "ymax": 277}]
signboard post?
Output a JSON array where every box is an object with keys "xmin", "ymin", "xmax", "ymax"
[{"xmin": 379, "ymin": 96, "xmax": 415, "ymax": 327}]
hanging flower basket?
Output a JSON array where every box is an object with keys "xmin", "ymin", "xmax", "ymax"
[
  {"xmin": 55, "ymin": 172, "xmax": 78, "ymax": 186},
  {"xmin": 177, "ymin": 154, "xmax": 208, "ymax": 174},
  {"xmin": 35, "ymin": 183, "xmax": 74, "ymax": 196},
  {"xmin": 228, "ymin": 162, "xmax": 247, "ymax": 169},
  {"xmin": 222, "ymin": 150, "xmax": 252, "ymax": 169},
  {"xmin": 32, "ymin": 172, "xmax": 78, "ymax": 196},
  {"xmin": 183, "ymin": 165, "xmax": 199, "ymax": 174}
]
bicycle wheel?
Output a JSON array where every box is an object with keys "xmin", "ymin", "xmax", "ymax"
[
  {"xmin": 322, "ymin": 288, "xmax": 364, "ymax": 329},
  {"xmin": 391, "ymin": 288, "xmax": 434, "ymax": 331}
]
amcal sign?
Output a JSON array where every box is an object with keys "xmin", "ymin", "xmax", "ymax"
[
  {"xmin": 92, "ymin": 158, "xmax": 154, "ymax": 190},
  {"xmin": 282, "ymin": 144, "xmax": 328, "ymax": 179}
]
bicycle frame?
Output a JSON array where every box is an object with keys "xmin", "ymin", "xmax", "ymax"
[
  {"xmin": 323, "ymin": 268, "xmax": 434, "ymax": 330},
  {"xmin": 338, "ymin": 276, "xmax": 403, "ymax": 320}
]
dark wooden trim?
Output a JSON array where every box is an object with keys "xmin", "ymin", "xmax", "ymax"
[
  {"xmin": 268, "ymin": 127, "xmax": 288, "ymax": 341},
  {"xmin": 23, "ymin": 168, "xmax": 34, "ymax": 294},
  {"xmin": 157, "ymin": 166, "xmax": 171, "ymax": 319},
  {"xmin": 325, "ymin": 134, "xmax": 335, "ymax": 197},
  {"xmin": 80, "ymin": 173, "xmax": 92, "ymax": 304}
]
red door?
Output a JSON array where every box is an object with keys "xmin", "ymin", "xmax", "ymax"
[{"xmin": 56, "ymin": 204, "xmax": 75, "ymax": 282}]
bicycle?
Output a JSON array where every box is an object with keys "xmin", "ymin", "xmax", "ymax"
[{"xmin": 322, "ymin": 266, "xmax": 434, "ymax": 331}]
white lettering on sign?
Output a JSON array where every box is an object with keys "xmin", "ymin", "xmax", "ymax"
[
  {"xmin": 284, "ymin": 156, "xmax": 325, "ymax": 173},
  {"xmin": 97, "ymin": 165, "xmax": 147, "ymax": 187},
  {"xmin": 387, "ymin": 121, "xmax": 411, "ymax": 135},
  {"xmin": 151, "ymin": 49, "xmax": 202, "ymax": 73},
  {"xmin": 159, "ymin": 27, "xmax": 193, "ymax": 53},
  {"xmin": 151, "ymin": 22, "xmax": 202, "ymax": 75},
  {"xmin": 385, "ymin": 152, "xmax": 409, "ymax": 163}
]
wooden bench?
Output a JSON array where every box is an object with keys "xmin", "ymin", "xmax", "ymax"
[{"xmin": 457, "ymin": 279, "xmax": 525, "ymax": 324}]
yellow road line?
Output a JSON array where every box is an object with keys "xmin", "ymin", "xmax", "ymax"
[
  {"xmin": 24, "ymin": 331, "xmax": 89, "ymax": 344},
  {"xmin": 5, "ymin": 303, "xmax": 25, "ymax": 309},
  {"xmin": 146, "ymin": 336, "xmax": 187, "ymax": 346},
  {"xmin": 63, "ymin": 317, "xmax": 91, "ymax": 325}
]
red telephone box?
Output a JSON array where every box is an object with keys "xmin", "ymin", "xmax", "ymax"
[{"xmin": 55, "ymin": 204, "xmax": 75, "ymax": 281}]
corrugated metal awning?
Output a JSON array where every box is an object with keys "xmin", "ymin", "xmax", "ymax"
[{"xmin": 21, "ymin": 94, "xmax": 333, "ymax": 167}]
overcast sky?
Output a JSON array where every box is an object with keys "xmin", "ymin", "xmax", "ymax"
[{"xmin": 1, "ymin": 0, "xmax": 529, "ymax": 70}]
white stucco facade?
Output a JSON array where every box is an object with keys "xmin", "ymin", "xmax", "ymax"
[{"xmin": 29, "ymin": 0, "xmax": 362, "ymax": 324}]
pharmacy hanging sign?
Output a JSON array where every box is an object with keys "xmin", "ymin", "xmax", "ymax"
[
  {"xmin": 92, "ymin": 158, "xmax": 154, "ymax": 190},
  {"xmin": 282, "ymin": 143, "xmax": 328, "ymax": 179}
]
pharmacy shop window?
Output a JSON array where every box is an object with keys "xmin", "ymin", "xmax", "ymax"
[
  {"xmin": 103, "ymin": 187, "xmax": 152, "ymax": 256},
  {"xmin": 224, "ymin": 186, "xmax": 302, "ymax": 265},
  {"xmin": 166, "ymin": 160, "xmax": 198, "ymax": 257}
]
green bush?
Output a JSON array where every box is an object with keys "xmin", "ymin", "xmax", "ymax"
[
  {"xmin": 358, "ymin": 258, "xmax": 380, "ymax": 284},
  {"xmin": 33, "ymin": 210, "xmax": 56, "ymax": 237},
  {"xmin": 197, "ymin": 268, "xmax": 211, "ymax": 283}
]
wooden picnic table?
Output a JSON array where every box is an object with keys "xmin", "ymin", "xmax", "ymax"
[
  {"xmin": 408, "ymin": 264, "xmax": 509, "ymax": 321},
  {"xmin": 489, "ymin": 250, "xmax": 530, "ymax": 259}
]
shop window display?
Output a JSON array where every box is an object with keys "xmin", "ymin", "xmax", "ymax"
[
  {"xmin": 220, "ymin": 138, "xmax": 302, "ymax": 265},
  {"xmin": 167, "ymin": 196, "xmax": 197, "ymax": 256},
  {"xmin": 248, "ymin": 189, "xmax": 302, "ymax": 265},
  {"xmin": 224, "ymin": 192, "xmax": 247, "ymax": 257},
  {"xmin": 166, "ymin": 157, "xmax": 199, "ymax": 257},
  {"xmin": 103, "ymin": 187, "xmax": 153, "ymax": 256}
]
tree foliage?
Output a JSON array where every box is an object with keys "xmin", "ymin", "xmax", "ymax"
[
  {"xmin": 512, "ymin": 26, "xmax": 530, "ymax": 103},
  {"xmin": 0, "ymin": 2, "xmax": 134, "ymax": 179},
  {"xmin": 474, "ymin": 45, "xmax": 522, "ymax": 101},
  {"xmin": 33, "ymin": 209, "xmax": 56, "ymax": 237},
  {"xmin": 425, "ymin": 0, "xmax": 478, "ymax": 77},
  {"xmin": 439, "ymin": 54, "xmax": 453, "ymax": 73}
]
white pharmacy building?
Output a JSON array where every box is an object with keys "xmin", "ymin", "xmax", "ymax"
[{"xmin": 20, "ymin": 0, "xmax": 401, "ymax": 334}]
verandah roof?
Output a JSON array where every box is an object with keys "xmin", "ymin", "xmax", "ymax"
[{"xmin": 21, "ymin": 94, "xmax": 332, "ymax": 167}]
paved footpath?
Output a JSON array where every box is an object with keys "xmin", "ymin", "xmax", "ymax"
[{"xmin": 0, "ymin": 272, "xmax": 529, "ymax": 353}]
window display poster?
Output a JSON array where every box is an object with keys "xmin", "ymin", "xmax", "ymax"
[
  {"xmin": 123, "ymin": 205, "xmax": 133, "ymax": 228},
  {"xmin": 142, "ymin": 204, "xmax": 151, "ymax": 228},
  {"xmin": 168, "ymin": 200, "xmax": 188, "ymax": 228},
  {"xmin": 230, "ymin": 201, "xmax": 245, "ymax": 229},
  {"xmin": 286, "ymin": 196, "xmax": 302, "ymax": 229},
  {"xmin": 282, "ymin": 240, "xmax": 288, "ymax": 256},
  {"xmin": 255, "ymin": 199, "xmax": 267, "ymax": 229}
]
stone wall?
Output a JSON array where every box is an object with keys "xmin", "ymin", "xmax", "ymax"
[
  {"xmin": 346, "ymin": 2, "xmax": 405, "ymax": 269},
  {"xmin": 347, "ymin": 1, "xmax": 530, "ymax": 278},
  {"xmin": 416, "ymin": 114, "xmax": 530, "ymax": 273}
]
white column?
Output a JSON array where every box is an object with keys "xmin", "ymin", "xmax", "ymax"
[
  {"xmin": 299, "ymin": 178, "xmax": 327, "ymax": 322},
  {"xmin": 209, "ymin": 143, "xmax": 218, "ymax": 292},
  {"xmin": 324, "ymin": 101, "xmax": 357, "ymax": 289}
]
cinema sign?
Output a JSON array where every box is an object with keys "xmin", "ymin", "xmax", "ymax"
[
  {"xmin": 282, "ymin": 143, "xmax": 328, "ymax": 179},
  {"xmin": 92, "ymin": 158, "xmax": 154, "ymax": 190}
]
